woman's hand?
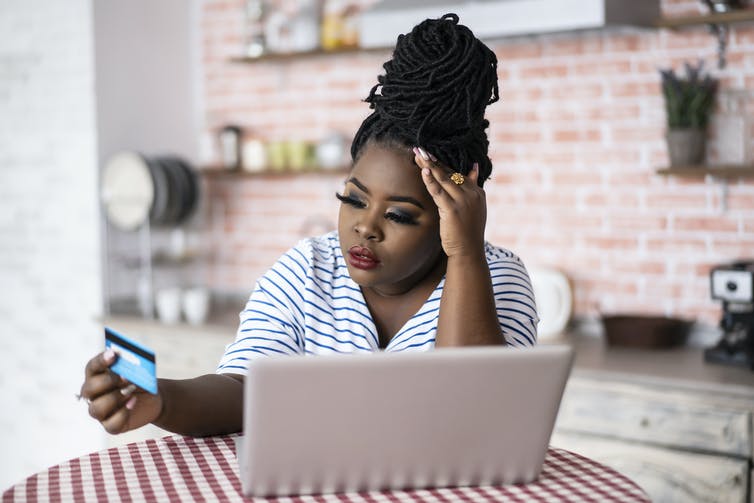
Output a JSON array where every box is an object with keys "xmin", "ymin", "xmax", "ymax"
[
  {"xmin": 413, "ymin": 147, "xmax": 487, "ymax": 258},
  {"xmin": 79, "ymin": 350, "xmax": 162, "ymax": 434}
]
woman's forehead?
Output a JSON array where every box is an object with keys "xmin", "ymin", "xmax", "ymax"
[{"xmin": 350, "ymin": 144, "xmax": 427, "ymax": 197}]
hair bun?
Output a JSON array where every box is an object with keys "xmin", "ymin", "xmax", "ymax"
[{"xmin": 352, "ymin": 13, "xmax": 500, "ymax": 186}]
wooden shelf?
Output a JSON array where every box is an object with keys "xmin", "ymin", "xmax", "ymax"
[
  {"xmin": 230, "ymin": 45, "xmax": 389, "ymax": 63},
  {"xmin": 655, "ymin": 9, "xmax": 754, "ymax": 28},
  {"xmin": 199, "ymin": 167, "xmax": 349, "ymax": 178},
  {"xmin": 655, "ymin": 165, "xmax": 754, "ymax": 178}
]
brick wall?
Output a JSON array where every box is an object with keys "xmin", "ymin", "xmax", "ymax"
[
  {"xmin": 200, "ymin": 0, "xmax": 754, "ymax": 327},
  {"xmin": 0, "ymin": 0, "xmax": 105, "ymax": 489}
]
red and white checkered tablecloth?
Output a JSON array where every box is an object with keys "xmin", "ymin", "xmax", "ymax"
[{"xmin": 3, "ymin": 434, "xmax": 649, "ymax": 502}]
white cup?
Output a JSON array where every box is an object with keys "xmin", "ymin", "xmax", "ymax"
[
  {"xmin": 182, "ymin": 287, "xmax": 210, "ymax": 325},
  {"xmin": 156, "ymin": 288, "xmax": 182, "ymax": 324}
]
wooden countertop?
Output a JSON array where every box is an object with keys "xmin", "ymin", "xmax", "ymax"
[
  {"xmin": 565, "ymin": 333, "xmax": 754, "ymax": 395},
  {"xmin": 103, "ymin": 310, "xmax": 754, "ymax": 395}
]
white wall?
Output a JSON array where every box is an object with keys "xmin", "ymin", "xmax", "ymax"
[
  {"xmin": 94, "ymin": 0, "xmax": 202, "ymax": 304},
  {"xmin": 94, "ymin": 0, "xmax": 201, "ymax": 164},
  {"xmin": 0, "ymin": 0, "xmax": 105, "ymax": 489},
  {"xmin": 0, "ymin": 0, "xmax": 201, "ymax": 490}
]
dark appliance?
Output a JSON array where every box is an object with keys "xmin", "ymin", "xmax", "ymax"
[{"xmin": 705, "ymin": 261, "xmax": 754, "ymax": 370}]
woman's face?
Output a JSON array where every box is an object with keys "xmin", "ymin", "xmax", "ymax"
[{"xmin": 338, "ymin": 143, "xmax": 444, "ymax": 296}]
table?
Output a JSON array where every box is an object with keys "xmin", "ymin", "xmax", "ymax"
[{"xmin": 3, "ymin": 434, "xmax": 649, "ymax": 502}]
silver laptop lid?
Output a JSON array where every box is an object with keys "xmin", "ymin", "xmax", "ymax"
[{"xmin": 239, "ymin": 345, "xmax": 574, "ymax": 497}]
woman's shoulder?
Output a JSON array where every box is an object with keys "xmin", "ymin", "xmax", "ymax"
[
  {"xmin": 483, "ymin": 241, "xmax": 525, "ymax": 266},
  {"xmin": 280, "ymin": 231, "xmax": 343, "ymax": 269}
]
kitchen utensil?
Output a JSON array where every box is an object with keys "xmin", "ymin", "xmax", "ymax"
[
  {"xmin": 101, "ymin": 151, "xmax": 155, "ymax": 231},
  {"xmin": 156, "ymin": 288, "xmax": 182, "ymax": 324},
  {"xmin": 103, "ymin": 151, "xmax": 199, "ymax": 230},
  {"xmin": 529, "ymin": 267, "xmax": 572, "ymax": 342},
  {"xmin": 602, "ymin": 315, "xmax": 691, "ymax": 349},
  {"xmin": 242, "ymin": 139, "xmax": 267, "ymax": 172},
  {"xmin": 316, "ymin": 133, "xmax": 346, "ymax": 169},
  {"xmin": 219, "ymin": 125, "xmax": 242, "ymax": 170},
  {"xmin": 267, "ymin": 141, "xmax": 287, "ymax": 171},
  {"xmin": 705, "ymin": 261, "xmax": 754, "ymax": 369},
  {"xmin": 182, "ymin": 287, "xmax": 211, "ymax": 325}
]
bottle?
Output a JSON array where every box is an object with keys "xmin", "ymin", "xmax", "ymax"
[
  {"xmin": 219, "ymin": 125, "xmax": 242, "ymax": 170},
  {"xmin": 244, "ymin": 0, "xmax": 266, "ymax": 58},
  {"xmin": 320, "ymin": 0, "xmax": 344, "ymax": 51},
  {"xmin": 341, "ymin": 3, "xmax": 360, "ymax": 49}
]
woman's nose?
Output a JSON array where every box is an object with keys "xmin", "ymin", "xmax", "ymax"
[{"xmin": 354, "ymin": 212, "xmax": 383, "ymax": 241}]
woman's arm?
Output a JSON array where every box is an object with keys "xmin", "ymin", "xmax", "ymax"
[
  {"xmin": 80, "ymin": 350, "xmax": 244, "ymax": 436},
  {"xmin": 154, "ymin": 374, "xmax": 244, "ymax": 436},
  {"xmin": 438, "ymin": 252, "xmax": 503, "ymax": 346},
  {"xmin": 414, "ymin": 147, "xmax": 503, "ymax": 346}
]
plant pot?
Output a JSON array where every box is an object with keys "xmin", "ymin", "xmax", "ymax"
[{"xmin": 666, "ymin": 128, "xmax": 706, "ymax": 166}]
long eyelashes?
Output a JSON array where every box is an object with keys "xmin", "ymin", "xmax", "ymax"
[
  {"xmin": 335, "ymin": 193, "xmax": 418, "ymax": 226},
  {"xmin": 335, "ymin": 192, "xmax": 365, "ymax": 208},
  {"xmin": 385, "ymin": 212, "xmax": 417, "ymax": 225}
]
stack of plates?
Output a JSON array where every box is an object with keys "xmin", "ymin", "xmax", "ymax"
[{"xmin": 102, "ymin": 151, "xmax": 199, "ymax": 231}]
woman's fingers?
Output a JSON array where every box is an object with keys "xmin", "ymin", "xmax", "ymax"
[
  {"xmin": 413, "ymin": 148, "xmax": 456, "ymax": 207},
  {"xmin": 414, "ymin": 147, "xmax": 466, "ymax": 199},
  {"xmin": 80, "ymin": 349, "xmax": 159, "ymax": 435},
  {"xmin": 80, "ymin": 371, "xmax": 125, "ymax": 401},
  {"xmin": 421, "ymin": 166, "xmax": 456, "ymax": 205},
  {"xmin": 99, "ymin": 396, "xmax": 138, "ymax": 435},
  {"xmin": 87, "ymin": 385, "xmax": 136, "ymax": 421},
  {"xmin": 84, "ymin": 349, "xmax": 117, "ymax": 378},
  {"xmin": 469, "ymin": 162, "xmax": 480, "ymax": 186},
  {"xmin": 80, "ymin": 349, "xmax": 124, "ymax": 401},
  {"xmin": 413, "ymin": 146, "xmax": 487, "ymax": 257}
]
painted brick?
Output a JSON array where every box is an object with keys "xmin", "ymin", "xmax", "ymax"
[
  {"xmin": 710, "ymin": 237, "xmax": 754, "ymax": 257},
  {"xmin": 541, "ymin": 35, "xmax": 603, "ymax": 57},
  {"xmin": 552, "ymin": 128, "xmax": 602, "ymax": 143},
  {"xmin": 519, "ymin": 64, "xmax": 570, "ymax": 79},
  {"xmin": 673, "ymin": 216, "xmax": 740, "ymax": 233},
  {"xmin": 645, "ymin": 237, "xmax": 708, "ymax": 254},
  {"xmin": 609, "ymin": 81, "xmax": 660, "ymax": 98},
  {"xmin": 200, "ymin": 0, "xmax": 754, "ymax": 332}
]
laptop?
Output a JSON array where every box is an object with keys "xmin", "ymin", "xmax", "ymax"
[{"xmin": 236, "ymin": 345, "xmax": 574, "ymax": 497}]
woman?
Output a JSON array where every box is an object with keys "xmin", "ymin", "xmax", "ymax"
[{"xmin": 80, "ymin": 14, "xmax": 538, "ymax": 437}]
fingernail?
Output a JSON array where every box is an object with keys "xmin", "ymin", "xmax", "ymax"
[
  {"xmin": 428, "ymin": 152, "xmax": 437, "ymax": 162},
  {"xmin": 120, "ymin": 384, "xmax": 137, "ymax": 397},
  {"xmin": 126, "ymin": 396, "xmax": 137, "ymax": 410},
  {"xmin": 417, "ymin": 147, "xmax": 430, "ymax": 161},
  {"xmin": 473, "ymin": 162, "xmax": 479, "ymax": 172},
  {"xmin": 412, "ymin": 146, "xmax": 420, "ymax": 157},
  {"xmin": 422, "ymin": 168, "xmax": 430, "ymax": 176},
  {"xmin": 104, "ymin": 349, "xmax": 115, "ymax": 362}
]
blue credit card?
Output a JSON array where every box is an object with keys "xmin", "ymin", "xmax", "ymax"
[{"xmin": 105, "ymin": 327, "xmax": 158, "ymax": 395}]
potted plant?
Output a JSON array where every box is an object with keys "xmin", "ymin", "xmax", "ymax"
[{"xmin": 660, "ymin": 60, "xmax": 718, "ymax": 166}]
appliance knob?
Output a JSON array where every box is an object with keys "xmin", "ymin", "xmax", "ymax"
[{"xmin": 726, "ymin": 281, "xmax": 738, "ymax": 292}]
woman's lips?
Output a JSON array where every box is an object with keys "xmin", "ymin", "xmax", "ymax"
[{"xmin": 348, "ymin": 246, "xmax": 380, "ymax": 270}]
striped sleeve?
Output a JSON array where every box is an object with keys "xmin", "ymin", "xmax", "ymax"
[
  {"xmin": 216, "ymin": 245, "xmax": 308, "ymax": 374},
  {"xmin": 488, "ymin": 248, "xmax": 539, "ymax": 347}
]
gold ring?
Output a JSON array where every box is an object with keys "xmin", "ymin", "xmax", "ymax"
[{"xmin": 450, "ymin": 172, "xmax": 465, "ymax": 185}]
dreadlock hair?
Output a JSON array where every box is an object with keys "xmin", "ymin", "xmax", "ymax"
[{"xmin": 350, "ymin": 13, "xmax": 499, "ymax": 187}]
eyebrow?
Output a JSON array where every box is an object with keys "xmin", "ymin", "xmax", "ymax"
[{"xmin": 346, "ymin": 177, "xmax": 426, "ymax": 210}]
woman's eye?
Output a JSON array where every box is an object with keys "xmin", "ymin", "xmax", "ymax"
[
  {"xmin": 385, "ymin": 211, "xmax": 418, "ymax": 226},
  {"xmin": 335, "ymin": 192, "xmax": 366, "ymax": 208}
]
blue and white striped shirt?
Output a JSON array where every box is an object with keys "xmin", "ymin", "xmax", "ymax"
[{"xmin": 217, "ymin": 232, "xmax": 538, "ymax": 374}]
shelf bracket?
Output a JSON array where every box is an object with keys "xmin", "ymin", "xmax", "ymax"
[{"xmin": 707, "ymin": 21, "xmax": 729, "ymax": 69}]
